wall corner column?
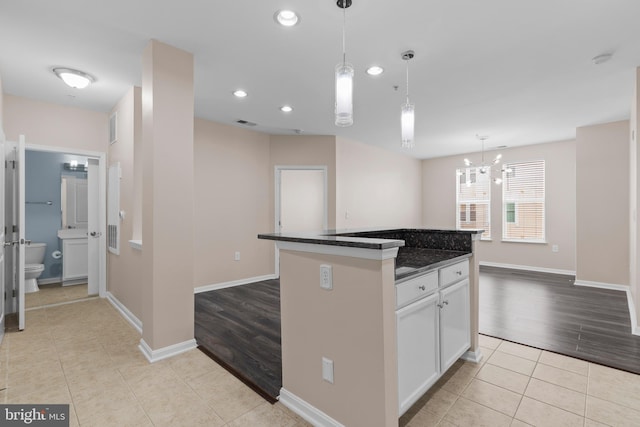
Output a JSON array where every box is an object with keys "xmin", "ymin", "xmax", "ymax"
[{"xmin": 139, "ymin": 39, "xmax": 196, "ymax": 359}]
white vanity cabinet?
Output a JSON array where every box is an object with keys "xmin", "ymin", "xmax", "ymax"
[
  {"xmin": 58, "ymin": 230, "xmax": 89, "ymax": 285},
  {"xmin": 397, "ymin": 259, "xmax": 470, "ymax": 415}
]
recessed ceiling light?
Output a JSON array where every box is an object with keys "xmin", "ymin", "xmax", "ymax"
[
  {"xmin": 52, "ymin": 67, "xmax": 95, "ymax": 89},
  {"xmin": 280, "ymin": 105, "xmax": 293, "ymax": 113},
  {"xmin": 274, "ymin": 10, "xmax": 299, "ymax": 27},
  {"xmin": 366, "ymin": 66, "xmax": 384, "ymax": 76},
  {"xmin": 233, "ymin": 89, "xmax": 248, "ymax": 98}
]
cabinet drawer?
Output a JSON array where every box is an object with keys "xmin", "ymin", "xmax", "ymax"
[
  {"xmin": 396, "ymin": 271, "xmax": 438, "ymax": 309},
  {"xmin": 439, "ymin": 260, "xmax": 469, "ymax": 287}
]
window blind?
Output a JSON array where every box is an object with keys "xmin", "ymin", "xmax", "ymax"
[
  {"xmin": 456, "ymin": 167, "xmax": 491, "ymax": 239},
  {"xmin": 502, "ymin": 160, "xmax": 545, "ymax": 242}
]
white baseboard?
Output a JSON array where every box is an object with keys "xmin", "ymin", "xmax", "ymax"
[
  {"xmin": 480, "ymin": 261, "xmax": 575, "ymax": 276},
  {"xmin": 279, "ymin": 388, "xmax": 345, "ymax": 427},
  {"xmin": 574, "ymin": 280, "xmax": 640, "ymax": 336},
  {"xmin": 106, "ymin": 291, "xmax": 143, "ymax": 334},
  {"xmin": 138, "ymin": 338, "xmax": 197, "ymax": 363},
  {"xmin": 38, "ymin": 277, "xmax": 62, "ymax": 285},
  {"xmin": 461, "ymin": 348, "xmax": 483, "ymax": 364},
  {"xmin": 194, "ymin": 274, "xmax": 278, "ymax": 294}
]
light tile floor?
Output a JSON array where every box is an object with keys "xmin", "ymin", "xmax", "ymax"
[
  {"xmin": 3, "ymin": 299, "xmax": 640, "ymax": 426},
  {"xmin": 401, "ymin": 334, "xmax": 640, "ymax": 427},
  {"xmin": 25, "ymin": 283, "xmax": 93, "ymax": 309}
]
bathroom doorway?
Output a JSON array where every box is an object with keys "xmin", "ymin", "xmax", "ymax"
[{"xmin": 4, "ymin": 139, "xmax": 106, "ymax": 328}]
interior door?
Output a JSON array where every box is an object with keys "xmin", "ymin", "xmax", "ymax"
[
  {"xmin": 87, "ymin": 158, "xmax": 99, "ymax": 296},
  {"xmin": 278, "ymin": 168, "xmax": 327, "ymax": 233},
  {"xmin": 17, "ymin": 135, "xmax": 25, "ymax": 330},
  {"xmin": 0, "ymin": 135, "xmax": 5, "ymax": 344}
]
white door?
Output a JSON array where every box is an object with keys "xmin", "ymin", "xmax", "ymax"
[
  {"xmin": 0, "ymin": 136, "xmax": 5, "ymax": 344},
  {"xmin": 17, "ymin": 136, "xmax": 25, "ymax": 330},
  {"xmin": 87, "ymin": 158, "xmax": 99, "ymax": 295},
  {"xmin": 277, "ymin": 168, "xmax": 327, "ymax": 233}
]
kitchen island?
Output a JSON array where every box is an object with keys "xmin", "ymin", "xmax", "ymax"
[{"xmin": 258, "ymin": 228, "xmax": 483, "ymax": 427}]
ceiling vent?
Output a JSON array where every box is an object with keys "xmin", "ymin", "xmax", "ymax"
[{"xmin": 236, "ymin": 119, "xmax": 257, "ymax": 126}]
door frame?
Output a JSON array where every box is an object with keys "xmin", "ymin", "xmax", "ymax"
[
  {"xmin": 274, "ymin": 165, "xmax": 328, "ymax": 277},
  {"xmin": 25, "ymin": 143, "xmax": 107, "ymax": 298}
]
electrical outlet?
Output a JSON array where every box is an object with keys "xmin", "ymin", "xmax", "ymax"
[
  {"xmin": 234, "ymin": 251, "xmax": 241, "ymax": 261},
  {"xmin": 552, "ymin": 245, "xmax": 559, "ymax": 253},
  {"xmin": 322, "ymin": 357, "xmax": 334, "ymax": 383},
  {"xmin": 320, "ymin": 264, "xmax": 333, "ymax": 290}
]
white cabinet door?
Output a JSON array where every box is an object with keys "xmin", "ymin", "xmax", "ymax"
[
  {"xmin": 439, "ymin": 278, "xmax": 470, "ymax": 373},
  {"xmin": 397, "ymin": 291, "xmax": 440, "ymax": 415},
  {"xmin": 62, "ymin": 238, "xmax": 88, "ymax": 282}
]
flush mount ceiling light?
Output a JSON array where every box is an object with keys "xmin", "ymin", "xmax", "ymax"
[
  {"xmin": 274, "ymin": 10, "xmax": 300, "ymax": 27},
  {"xmin": 233, "ymin": 89, "xmax": 248, "ymax": 98},
  {"xmin": 366, "ymin": 66, "xmax": 384, "ymax": 76},
  {"xmin": 401, "ymin": 50, "xmax": 415, "ymax": 148},
  {"xmin": 52, "ymin": 67, "xmax": 95, "ymax": 89},
  {"xmin": 335, "ymin": 0, "xmax": 354, "ymax": 127},
  {"xmin": 280, "ymin": 105, "xmax": 293, "ymax": 113},
  {"xmin": 463, "ymin": 135, "xmax": 510, "ymax": 185}
]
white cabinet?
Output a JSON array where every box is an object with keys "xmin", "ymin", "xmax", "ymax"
[
  {"xmin": 397, "ymin": 259, "xmax": 471, "ymax": 415},
  {"xmin": 439, "ymin": 278, "xmax": 470, "ymax": 373},
  {"xmin": 61, "ymin": 237, "xmax": 88, "ymax": 285},
  {"xmin": 397, "ymin": 292, "xmax": 439, "ymax": 414}
]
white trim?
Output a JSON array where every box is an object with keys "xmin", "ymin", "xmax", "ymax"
[
  {"xmin": 461, "ymin": 348, "xmax": 484, "ymax": 364},
  {"xmin": 279, "ymin": 388, "xmax": 345, "ymax": 427},
  {"xmin": 480, "ymin": 261, "xmax": 575, "ymax": 276},
  {"xmin": 138, "ymin": 338, "xmax": 197, "ymax": 363},
  {"xmin": 128, "ymin": 240, "xmax": 142, "ymax": 250},
  {"xmin": 106, "ymin": 291, "xmax": 142, "ymax": 333},
  {"xmin": 26, "ymin": 143, "xmax": 107, "ymax": 299},
  {"xmin": 573, "ymin": 281, "xmax": 640, "ymax": 336},
  {"xmin": 37, "ymin": 277, "xmax": 62, "ymax": 285},
  {"xmin": 274, "ymin": 165, "xmax": 329, "ymax": 277},
  {"xmin": 277, "ymin": 241, "xmax": 399, "ymax": 261},
  {"xmin": 573, "ymin": 280, "xmax": 628, "ymax": 292},
  {"xmin": 194, "ymin": 274, "xmax": 278, "ymax": 294},
  {"xmin": 25, "ymin": 295, "xmax": 99, "ymax": 311}
]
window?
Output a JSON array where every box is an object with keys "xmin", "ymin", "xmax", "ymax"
[
  {"xmin": 456, "ymin": 167, "xmax": 490, "ymax": 239},
  {"xmin": 502, "ymin": 160, "xmax": 545, "ymax": 242}
]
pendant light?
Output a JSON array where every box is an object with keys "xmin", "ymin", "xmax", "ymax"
[
  {"xmin": 463, "ymin": 135, "xmax": 508, "ymax": 185},
  {"xmin": 401, "ymin": 50, "xmax": 415, "ymax": 148},
  {"xmin": 335, "ymin": 0, "xmax": 354, "ymax": 127}
]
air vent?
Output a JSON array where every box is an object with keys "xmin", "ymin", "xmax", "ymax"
[{"xmin": 236, "ymin": 119, "xmax": 257, "ymax": 126}]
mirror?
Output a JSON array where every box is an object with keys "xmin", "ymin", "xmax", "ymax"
[{"xmin": 61, "ymin": 175, "xmax": 88, "ymax": 229}]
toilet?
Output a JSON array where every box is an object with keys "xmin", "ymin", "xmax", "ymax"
[{"xmin": 25, "ymin": 242, "xmax": 47, "ymax": 293}]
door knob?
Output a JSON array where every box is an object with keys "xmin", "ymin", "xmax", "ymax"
[{"xmin": 90, "ymin": 231, "xmax": 102, "ymax": 237}]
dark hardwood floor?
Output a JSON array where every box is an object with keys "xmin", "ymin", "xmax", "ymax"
[
  {"xmin": 194, "ymin": 279, "xmax": 282, "ymax": 402},
  {"xmin": 480, "ymin": 266, "xmax": 640, "ymax": 374},
  {"xmin": 194, "ymin": 267, "xmax": 640, "ymax": 403}
]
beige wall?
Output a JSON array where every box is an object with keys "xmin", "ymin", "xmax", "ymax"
[
  {"xmin": 269, "ymin": 135, "xmax": 337, "ymax": 229},
  {"xmin": 140, "ymin": 40, "xmax": 195, "ymax": 350},
  {"xmin": 3, "ymin": 94, "xmax": 108, "ymax": 152},
  {"xmin": 194, "ymin": 118, "xmax": 274, "ymax": 286},
  {"xmin": 107, "ymin": 87, "xmax": 144, "ymax": 320},
  {"xmin": 279, "ymin": 250, "xmax": 397, "ymax": 426},
  {"xmin": 335, "ymin": 137, "xmax": 422, "ymax": 229},
  {"xmin": 576, "ymin": 120, "xmax": 629, "ymax": 286},
  {"xmin": 0, "ymin": 74, "xmax": 4, "ymax": 138},
  {"xmin": 630, "ymin": 68, "xmax": 639, "ymax": 326},
  {"xmin": 423, "ymin": 140, "xmax": 577, "ymax": 272}
]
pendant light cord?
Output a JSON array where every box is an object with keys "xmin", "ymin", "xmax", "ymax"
[
  {"xmin": 342, "ymin": 4, "xmax": 347, "ymax": 65},
  {"xmin": 405, "ymin": 59, "xmax": 410, "ymax": 103}
]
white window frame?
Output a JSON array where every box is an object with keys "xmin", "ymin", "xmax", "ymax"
[
  {"xmin": 501, "ymin": 159, "xmax": 546, "ymax": 243},
  {"xmin": 456, "ymin": 167, "xmax": 491, "ymax": 240}
]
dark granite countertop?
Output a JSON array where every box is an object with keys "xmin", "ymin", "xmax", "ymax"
[{"xmin": 395, "ymin": 247, "xmax": 471, "ymax": 282}]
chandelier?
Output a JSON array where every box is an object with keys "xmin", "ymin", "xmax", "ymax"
[{"xmin": 463, "ymin": 135, "xmax": 509, "ymax": 185}]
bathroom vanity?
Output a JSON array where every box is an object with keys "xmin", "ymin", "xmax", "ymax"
[
  {"xmin": 258, "ymin": 228, "xmax": 482, "ymax": 427},
  {"xmin": 58, "ymin": 228, "xmax": 88, "ymax": 285}
]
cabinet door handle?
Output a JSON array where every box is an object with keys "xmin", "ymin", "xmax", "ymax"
[
  {"xmin": 418, "ymin": 285, "xmax": 426, "ymax": 291},
  {"xmin": 443, "ymin": 300, "xmax": 449, "ymax": 305},
  {"xmin": 437, "ymin": 303, "xmax": 443, "ymax": 309},
  {"xmin": 456, "ymin": 270, "xmax": 463, "ymax": 275}
]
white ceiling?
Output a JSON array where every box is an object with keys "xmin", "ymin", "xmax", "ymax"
[{"xmin": 1, "ymin": 0, "xmax": 639, "ymax": 159}]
